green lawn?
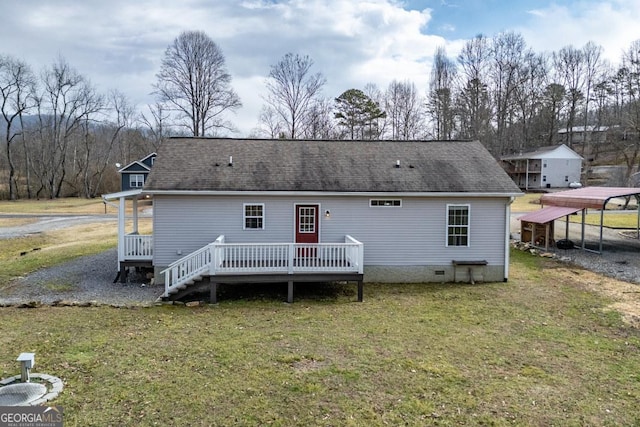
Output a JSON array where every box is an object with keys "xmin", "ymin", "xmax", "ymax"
[
  {"xmin": 1, "ymin": 250, "xmax": 639, "ymax": 426},
  {"xmin": 565, "ymin": 212, "xmax": 639, "ymax": 228}
]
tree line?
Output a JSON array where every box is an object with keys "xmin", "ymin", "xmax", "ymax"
[{"xmin": 1, "ymin": 30, "xmax": 640, "ymax": 200}]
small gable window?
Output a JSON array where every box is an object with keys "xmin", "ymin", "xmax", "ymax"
[
  {"xmin": 244, "ymin": 204, "xmax": 264, "ymax": 230},
  {"xmin": 130, "ymin": 174, "xmax": 145, "ymax": 188},
  {"xmin": 370, "ymin": 199, "xmax": 402, "ymax": 207},
  {"xmin": 446, "ymin": 205, "xmax": 470, "ymax": 247}
]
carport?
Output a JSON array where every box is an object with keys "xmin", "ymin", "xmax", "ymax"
[{"xmin": 519, "ymin": 187, "xmax": 640, "ymax": 253}]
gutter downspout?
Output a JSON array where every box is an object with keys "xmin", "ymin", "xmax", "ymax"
[{"xmin": 504, "ymin": 197, "xmax": 515, "ymax": 282}]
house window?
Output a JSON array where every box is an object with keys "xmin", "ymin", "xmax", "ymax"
[
  {"xmin": 130, "ymin": 174, "xmax": 145, "ymax": 188},
  {"xmin": 244, "ymin": 204, "xmax": 264, "ymax": 229},
  {"xmin": 543, "ymin": 176, "xmax": 546, "ymax": 182},
  {"xmin": 370, "ymin": 199, "xmax": 402, "ymax": 207},
  {"xmin": 446, "ymin": 205, "xmax": 469, "ymax": 247},
  {"xmin": 565, "ymin": 176, "xmax": 569, "ymax": 182}
]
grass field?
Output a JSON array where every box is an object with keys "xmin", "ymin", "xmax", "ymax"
[
  {"xmin": 0, "ymin": 197, "xmax": 113, "ymax": 214},
  {"xmin": 0, "ymin": 197, "xmax": 152, "ymax": 215},
  {"xmin": 565, "ymin": 212, "xmax": 639, "ymax": 228},
  {"xmin": 1, "ymin": 250, "xmax": 639, "ymax": 426},
  {"xmin": 510, "ymin": 193, "xmax": 542, "ymax": 213}
]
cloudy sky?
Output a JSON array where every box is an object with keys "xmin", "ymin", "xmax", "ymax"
[{"xmin": 1, "ymin": 0, "xmax": 639, "ymax": 136}]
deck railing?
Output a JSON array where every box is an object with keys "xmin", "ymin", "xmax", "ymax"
[
  {"xmin": 161, "ymin": 244, "xmax": 214, "ymax": 297},
  {"xmin": 124, "ymin": 234, "xmax": 153, "ymax": 260},
  {"xmin": 162, "ymin": 235, "xmax": 363, "ymax": 297}
]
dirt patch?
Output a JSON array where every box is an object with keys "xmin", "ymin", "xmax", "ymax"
[{"xmin": 548, "ymin": 265, "xmax": 640, "ymax": 328}]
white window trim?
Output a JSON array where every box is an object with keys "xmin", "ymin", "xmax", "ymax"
[
  {"xmin": 243, "ymin": 203, "xmax": 265, "ymax": 230},
  {"xmin": 369, "ymin": 199, "xmax": 402, "ymax": 207},
  {"xmin": 446, "ymin": 204, "xmax": 470, "ymax": 247},
  {"xmin": 129, "ymin": 174, "xmax": 145, "ymax": 188}
]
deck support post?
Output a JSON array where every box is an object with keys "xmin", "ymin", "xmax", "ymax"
[
  {"xmin": 119, "ymin": 262, "xmax": 128, "ymax": 283},
  {"xmin": 357, "ymin": 280, "xmax": 363, "ymax": 302},
  {"xmin": 287, "ymin": 280, "xmax": 294, "ymax": 303},
  {"xmin": 209, "ymin": 280, "xmax": 217, "ymax": 304}
]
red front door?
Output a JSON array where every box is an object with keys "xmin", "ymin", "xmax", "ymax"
[{"xmin": 295, "ymin": 205, "xmax": 319, "ymax": 245}]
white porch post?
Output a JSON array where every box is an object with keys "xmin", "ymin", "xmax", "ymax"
[
  {"xmin": 117, "ymin": 196, "xmax": 126, "ymax": 270},
  {"xmin": 132, "ymin": 197, "xmax": 139, "ymax": 234}
]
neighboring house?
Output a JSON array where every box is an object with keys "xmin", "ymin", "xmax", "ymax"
[
  {"xmin": 557, "ymin": 125, "xmax": 610, "ymax": 145},
  {"xmin": 500, "ymin": 144, "xmax": 583, "ymax": 190},
  {"xmin": 118, "ymin": 153, "xmax": 157, "ymax": 191},
  {"xmin": 104, "ymin": 138, "xmax": 521, "ymax": 302}
]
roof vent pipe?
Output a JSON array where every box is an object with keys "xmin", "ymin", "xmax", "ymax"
[
  {"xmin": 228, "ymin": 156, "xmax": 233, "ymax": 167},
  {"xmin": 395, "ymin": 160, "xmax": 400, "ymax": 168}
]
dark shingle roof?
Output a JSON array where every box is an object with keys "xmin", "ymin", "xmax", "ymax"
[{"xmin": 144, "ymin": 138, "xmax": 521, "ymax": 194}]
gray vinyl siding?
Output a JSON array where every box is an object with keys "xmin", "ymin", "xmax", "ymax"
[
  {"xmin": 542, "ymin": 158, "xmax": 582, "ymax": 188},
  {"xmin": 153, "ymin": 195, "xmax": 509, "ymax": 269}
]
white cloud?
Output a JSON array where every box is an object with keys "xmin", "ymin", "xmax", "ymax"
[{"xmin": 522, "ymin": 1, "xmax": 640, "ymax": 63}]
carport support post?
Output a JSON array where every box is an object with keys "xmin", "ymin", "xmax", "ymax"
[
  {"xmin": 599, "ymin": 208, "xmax": 605, "ymax": 254},
  {"xmin": 581, "ymin": 208, "xmax": 586, "ymax": 250},
  {"xmin": 637, "ymin": 195, "xmax": 640, "ymax": 239}
]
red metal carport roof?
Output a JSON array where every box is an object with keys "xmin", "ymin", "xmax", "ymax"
[
  {"xmin": 540, "ymin": 187, "xmax": 640, "ymax": 209},
  {"xmin": 518, "ymin": 206, "xmax": 581, "ymax": 224}
]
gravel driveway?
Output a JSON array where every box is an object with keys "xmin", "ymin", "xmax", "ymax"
[
  {"xmin": 1, "ymin": 248, "xmax": 163, "ymax": 306},
  {"xmin": 0, "ymin": 214, "xmax": 118, "ymax": 239}
]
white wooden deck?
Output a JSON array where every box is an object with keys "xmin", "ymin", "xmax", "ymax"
[{"xmin": 161, "ymin": 235, "xmax": 364, "ymax": 299}]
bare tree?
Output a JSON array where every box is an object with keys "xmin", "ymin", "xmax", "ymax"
[
  {"xmin": 154, "ymin": 30, "xmax": 241, "ymax": 136},
  {"xmin": 490, "ymin": 31, "xmax": 530, "ymax": 155},
  {"xmin": 539, "ymin": 83, "xmax": 566, "ymax": 144},
  {"xmin": 303, "ymin": 98, "xmax": 336, "ymax": 140},
  {"xmin": 512, "ymin": 51, "xmax": 548, "ymax": 151},
  {"xmin": 0, "ymin": 55, "xmax": 35, "ymax": 200},
  {"xmin": 553, "ymin": 45, "xmax": 586, "ymax": 148},
  {"xmin": 78, "ymin": 90, "xmax": 132, "ymax": 198},
  {"xmin": 384, "ymin": 80, "xmax": 424, "ymax": 140},
  {"xmin": 456, "ymin": 34, "xmax": 492, "ymax": 143},
  {"xmin": 612, "ymin": 40, "xmax": 640, "ymax": 183},
  {"xmin": 139, "ymin": 102, "xmax": 172, "ymax": 152},
  {"xmin": 252, "ymin": 106, "xmax": 285, "ymax": 138},
  {"xmin": 427, "ymin": 46, "xmax": 457, "ymax": 140},
  {"xmin": 32, "ymin": 57, "xmax": 103, "ymax": 198},
  {"xmin": 580, "ymin": 41, "xmax": 604, "ymax": 154},
  {"xmin": 264, "ymin": 53, "xmax": 326, "ymax": 139}
]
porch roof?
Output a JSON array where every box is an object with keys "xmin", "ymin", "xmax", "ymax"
[
  {"xmin": 102, "ymin": 189, "xmax": 143, "ymax": 200},
  {"xmin": 518, "ymin": 206, "xmax": 581, "ymax": 224}
]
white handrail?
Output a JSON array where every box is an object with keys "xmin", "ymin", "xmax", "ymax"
[
  {"xmin": 161, "ymin": 242, "xmax": 215, "ymax": 297},
  {"xmin": 123, "ymin": 234, "xmax": 153, "ymax": 260},
  {"xmin": 162, "ymin": 235, "xmax": 364, "ymax": 297}
]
